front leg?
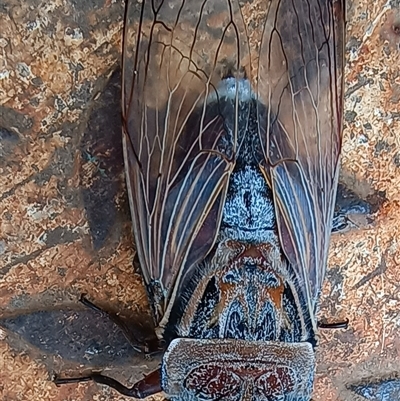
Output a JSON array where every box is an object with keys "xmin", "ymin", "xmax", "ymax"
[
  {"xmin": 54, "ymin": 368, "xmax": 162, "ymax": 398},
  {"xmin": 53, "ymin": 295, "xmax": 164, "ymax": 396}
]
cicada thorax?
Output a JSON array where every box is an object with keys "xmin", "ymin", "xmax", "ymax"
[
  {"xmin": 161, "ymin": 339, "xmax": 315, "ymax": 401},
  {"xmin": 165, "ymin": 240, "xmax": 315, "ymax": 346}
]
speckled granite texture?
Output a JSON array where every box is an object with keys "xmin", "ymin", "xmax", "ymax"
[{"xmin": 1, "ymin": 1, "xmax": 399, "ymax": 400}]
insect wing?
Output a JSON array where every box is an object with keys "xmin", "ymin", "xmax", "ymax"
[
  {"xmin": 257, "ymin": 0, "xmax": 345, "ymax": 325},
  {"xmin": 122, "ymin": 0, "xmax": 248, "ymax": 324}
]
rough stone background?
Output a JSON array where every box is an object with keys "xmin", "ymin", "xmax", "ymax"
[{"xmin": 0, "ymin": 0, "xmax": 399, "ymax": 400}]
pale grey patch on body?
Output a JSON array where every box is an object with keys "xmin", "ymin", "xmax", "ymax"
[
  {"xmin": 209, "ymin": 77, "xmax": 255, "ymax": 102},
  {"xmin": 221, "ymin": 165, "xmax": 278, "ymax": 245}
]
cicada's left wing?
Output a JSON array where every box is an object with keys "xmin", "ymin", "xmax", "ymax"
[
  {"xmin": 122, "ymin": 0, "xmax": 248, "ymax": 325},
  {"xmin": 257, "ymin": 0, "xmax": 345, "ymax": 327}
]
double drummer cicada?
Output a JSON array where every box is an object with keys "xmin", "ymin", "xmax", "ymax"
[{"xmin": 57, "ymin": 0, "xmax": 346, "ymax": 399}]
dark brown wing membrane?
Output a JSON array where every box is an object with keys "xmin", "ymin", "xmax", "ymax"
[
  {"xmin": 122, "ymin": 0, "xmax": 248, "ymax": 325},
  {"xmin": 257, "ymin": 0, "xmax": 345, "ymax": 326}
]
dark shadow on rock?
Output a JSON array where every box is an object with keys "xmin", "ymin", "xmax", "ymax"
[
  {"xmin": 332, "ymin": 182, "xmax": 384, "ymax": 233},
  {"xmin": 0, "ymin": 304, "xmax": 160, "ymax": 384},
  {"xmin": 79, "ymin": 68, "xmax": 131, "ymax": 251},
  {"xmin": 0, "ymin": 107, "xmax": 32, "ymax": 164}
]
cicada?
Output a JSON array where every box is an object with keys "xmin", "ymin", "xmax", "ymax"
[{"xmin": 58, "ymin": 0, "xmax": 345, "ymax": 399}]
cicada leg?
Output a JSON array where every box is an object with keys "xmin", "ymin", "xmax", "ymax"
[
  {"xmin": 54, "ymin": 368, "xmax": 161, "ymax": 398},
  {"xmin": 318, "ymin": 318, "xmax": 349, "ymax": 330}
]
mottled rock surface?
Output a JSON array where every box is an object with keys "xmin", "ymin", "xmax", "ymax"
[{"xmin": 1, "ymin": 1, "xmax": 399, "ymax": 400}]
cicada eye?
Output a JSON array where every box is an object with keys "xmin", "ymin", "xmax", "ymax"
[
  {"xmin": 184, "ymin": 363, "xmax": 242, "ymax": 401},
  {"xmin": 254, "ymin": 366, "xmax": 295, "ymax": 400}
]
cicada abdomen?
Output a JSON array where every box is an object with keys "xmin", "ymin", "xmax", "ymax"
[{"xmin": 76, "ymin": 0, "xmax": 345, "ymax": 399}]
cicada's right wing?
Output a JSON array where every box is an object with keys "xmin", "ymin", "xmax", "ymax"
[
  {"xmin": 122, "ymin": 0, "xmax": 248, "ymax": 325},
  {"xmin": 257, "ymin": 0, "xmax": 345, "ymax": 330}
]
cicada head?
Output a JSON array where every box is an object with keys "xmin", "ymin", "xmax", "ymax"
[{"xmin": 161, "ymin": 339, "xmax": 314, "ymax": 401}]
